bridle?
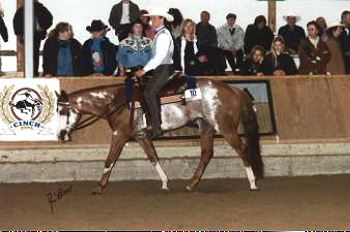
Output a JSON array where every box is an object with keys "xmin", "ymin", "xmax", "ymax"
[{"xmin": 57, "ymin": 101, "xmax": 102, "ymax": 132}]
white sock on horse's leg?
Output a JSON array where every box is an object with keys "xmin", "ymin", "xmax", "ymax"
[
  {"xmin": 245, "ymin": 166, "xmax": 258, "ymax": 190},
  {"xmin": 154, "ymin": 162, "xmax": 169, "ymax": 190}
]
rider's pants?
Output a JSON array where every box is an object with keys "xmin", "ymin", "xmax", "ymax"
[{"xmin": 144, "ymin": 64, "xmax": 173, "ymax": 131}]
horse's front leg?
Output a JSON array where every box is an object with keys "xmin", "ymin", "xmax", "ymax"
[
  {"xmin": 92, "ymin": 130, "xmax": 129, "ymax": 195},
  {"xmin": 136, "ymin": 137, "xmax": 169, "ymax": 190}
]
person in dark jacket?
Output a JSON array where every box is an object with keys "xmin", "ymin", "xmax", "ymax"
[
  {"xmin": 195, "ymin": 11, "xmax": 224, "ymax": 75},
  {"xmin": 340, "ymin": 11, "xmax": 350, "ymax": 74},
  {"xmin": 244, "ymin": 15, "xmax": 274, "ymax": 55},
  {"xmin": 241, "ymin": 45, "xmax": 273, "ymax": 76},
  {"xmin": 266, "ymin": 36, "xmax": 298, "ymax": 75},
  {"xmin": 13, "ymin": 0, "xmax": 53, "ymax": 76},
  {"xmin": 0, "ymin": 9, "xmax": 8, "ymax": 76},
  {"xmin": 43, "ymin": 22, "xmax": 83, "ymax": 77},
  {"xmin": 173, "ymin": 19, "xmax": 208, "ymax": 75},
  {"xmin": 108, "ymin": 0, "xmax": 140, "ymax": 42},
  {"xmin": 298, "ymin": 21, "xmax": 331, "ymax": 75},
  {"xmin": 278, "ymin": 12, "xmax": 306, "ymax": 54},
  {"xmin": 82, "ymin": 20, "xmax": 117, "ymax": 76}
]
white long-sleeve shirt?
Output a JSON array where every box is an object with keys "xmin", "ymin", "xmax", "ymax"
[{"xmin": 143, "ymin": 27, "xmax": 174, "ymax": 73}]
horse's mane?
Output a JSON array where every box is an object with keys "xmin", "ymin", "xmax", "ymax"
[{"xmin": 68, "ymin": 83, "xmax": 124, "ymax": 97}]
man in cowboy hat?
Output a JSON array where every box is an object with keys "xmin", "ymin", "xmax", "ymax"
[
  {"xmin": 278, "ymin": 12, "xmax": 306, "ymax": 54},
  {"xmin": 135, "ymin": 6, "xmax": 174, "ymax": 139},
  {"xmin": 82, "ymin": 20, "xmax": 117, "ymax": 76}
]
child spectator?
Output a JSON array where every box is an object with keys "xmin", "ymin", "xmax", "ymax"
[
  {"xmin": 43, "ymin": 22, "xmax": 83, "ymax": 77},
  {"xmin": 82, "ymin": 20, "xmax": 117, "ymax": 76},
  {"xmin": 298, "ymin": 21, "xmax": 331, "ymax": 75},
  {"xmin": 0, "ymin": 6, "xmax": 8, "ymax": 76},
  {"xmin": 241, "ymin": 45, "xmax": 273, "ymax": 76},
  {"xmin": 244, "ymin": 15, "xmax": 274, "ymax": 55},
  {"xmin": 173, "ymin": 19, "xmax": 208, "ymax": 75},
  {"xmin": 326, "ymin": 21, "xmax": 346, "ymax": 75},
  {"xmin": 217, "ymin": 13, "xmax": 245, "ymax": 73}
]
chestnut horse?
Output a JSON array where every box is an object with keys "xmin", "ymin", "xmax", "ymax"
[{"xmin": 56, "ymin": 75, "xmax": 263, "ymax": 194}]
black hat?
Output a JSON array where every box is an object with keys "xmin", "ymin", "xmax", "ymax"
[{"xmin": 86, "ymin": 20, "xmax": 109, "ymax": 32}]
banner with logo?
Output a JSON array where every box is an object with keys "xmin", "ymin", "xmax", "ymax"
[{"xmin": 0, "ymin": 79, "xmax": 59, "ymax": 141}]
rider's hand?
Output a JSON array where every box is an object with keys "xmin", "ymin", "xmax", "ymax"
[{"xmin": 135, "ymin": 69, "xmax": 146, "ymax": 78}]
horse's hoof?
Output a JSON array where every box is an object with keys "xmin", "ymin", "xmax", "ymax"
[
  {"xmin": 92, "ymin": 187, "xmax": 103, "ymax": 195},
  {"xmin": 186, "ymin": 186, "xmax": 193, "ymax": 192},
  {"xmin": 250, "ymin": 187, "xmax": 259, "ymax": 192}
]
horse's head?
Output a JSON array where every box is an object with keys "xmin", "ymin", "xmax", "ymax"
[{"xmin": 56, "ymin": 90, "xmax": 81, "ymax": 142}]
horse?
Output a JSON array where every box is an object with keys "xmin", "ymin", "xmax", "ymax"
[
  {"xmin": 56, "ymin": 74, "xmax": 264, "ymax": 194},
  {"xmin": 10, "ymin": 93, "xmax": 43, "ymax": 119}
]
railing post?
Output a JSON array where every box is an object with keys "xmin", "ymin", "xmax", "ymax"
[
  {"xmin": 16, "ymin": 0, "xmax": 24, "ymax": 73},
  {"xmin": 268, "ymin": 0, "xmax": 277, "ymax": 33},
  {"xmin": 24, "ymin": 0, "xmax": 34, "ymax": 78}
]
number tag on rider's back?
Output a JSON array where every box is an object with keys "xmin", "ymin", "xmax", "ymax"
[{"xmin": 184, "ymin": 88, "xmax": 202, "ymax": 101}]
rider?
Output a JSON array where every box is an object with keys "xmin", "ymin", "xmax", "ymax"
[{"xmin": 135, "ymin": 7, "xmax": 174, "ymax": 139}]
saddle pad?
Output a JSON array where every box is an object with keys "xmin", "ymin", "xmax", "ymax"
[{"xmin": 134, "ymin": 95, "xmax": 183, "ymax": 109}]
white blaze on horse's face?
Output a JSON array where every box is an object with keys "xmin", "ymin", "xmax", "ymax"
[{"xmin": 57, "ymin": 104, "xmax": 79, "ymax": 142}]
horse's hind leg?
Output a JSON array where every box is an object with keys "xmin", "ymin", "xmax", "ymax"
[
  {"xmin": 187, "ymin": 121, "xmax": 215, "ymax": 191},
  {"xmin": 136, "ymin": 137, "xmax": 169, "ymax": 190},
  {"xmin": 221, "ymin": 129, "xmax": 258, "ymax": 191},
  {"xmin": 92, "ymin": 131, "xmax": 129, "ymax": 195}
]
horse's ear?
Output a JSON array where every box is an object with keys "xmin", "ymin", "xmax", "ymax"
[
  {"xmin": 55, "ymin": 91, "xmax": 60, "ymax": 99},
  {"xmin": 58, "ymin": 90, "xmax": 69, "ymax": 102}
]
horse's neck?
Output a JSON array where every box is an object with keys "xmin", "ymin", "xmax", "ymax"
[{"xmin": 70, "ymin": 86, "xmax": 124, "ymax": 117}]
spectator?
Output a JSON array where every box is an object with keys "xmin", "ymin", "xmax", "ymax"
[
  {"xmin": 341, "ymin": 10, "xmax": 350, "ymax": 25},
  {"xmin": 82, "ymin": 20, "xmax": 117, "ymax": 76},
  {"xmin": 43, "ymin": 22, "xmax": 83, "ymax": 77},
  {"xmin": 13, "ymin": 0, "xmax": 53, "ymax": 76},
  {"xmin": 340, "ymin": 11, "xmax": 350, "ymax": 74},
  {"xmin": 196, "ymin": 11, "xmax": 223, "ymax": 75},
  {"xmin": 117, "ymin": 20, "xmax": 152, "ymax": 77},
  {"xmin": 278, "ymin": 12, "xmax": 306, "ymax": 54},
  {"xmin": 316, "ymin": 16, "xmax": 328, "ymax": 41},
  {"xmin": 173, "ymin": 19, "xmax": 208, "ymax": 75},
  {"xmin": 217, "ymin": 13, "xmax": 245, "ymax": 73},
  {"xmin": 140, "ymin": 10, "xmax": 155, "ymax": 40},
  {"xmin": 266, "ymin": 36, "xmax": 298, "ymax": 75},
  {"xmin": 109, "ymin": 0, "xmax": 140, "ymax": 42},
  {"xmin": 244, "ymin": 15, "xmax": 274, "ymax": 55},
  {"xmin": 240, "ymin": 45, "xmax": 273, "ymax": 76},
  {"xmin": 0, "ymin": 6, "xmax": 8, "ymax": 76},
  {"xmin": 168, "ymin": 8, "xmax": 183, "ymax": 38},
  {"xmin": 325, "ymin": 21, "xmax": 345, "ymax": 75},
  {"xmin": 298, "ymin": 21, "xmax": 331, "ymax": 75}
]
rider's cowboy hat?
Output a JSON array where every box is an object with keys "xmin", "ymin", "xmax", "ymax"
[
  {"xmin": 327, "ymin": 21, "xmax": 346, "ymax": 31},
  {"xmin": 283, "ymin": 11, "xmax": 301, "ymax": 22},
  {"xmin": 86, "ymin": 20, "xmax": 110, "ymax": 32},
  {"xmin": 144, "ymin": 6, "xmax": 174, "ymax": 22}
]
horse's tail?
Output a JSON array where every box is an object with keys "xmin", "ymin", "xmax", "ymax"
[{"xmin": 241, "ymin": 93, "xmax": 264, "ymax": 179}]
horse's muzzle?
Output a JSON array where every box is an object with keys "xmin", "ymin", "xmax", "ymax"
[{"xmin": 58, "ymin": 130, "xmax": 72, "ymax": 142}]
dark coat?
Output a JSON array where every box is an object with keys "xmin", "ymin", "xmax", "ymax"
[
  {"xmin": 173, "ymin": 37, "xmax": 205, "ymax": 75},
  {"xmin": 0, "ymin": 17, "xmax": 8, "ymax": 42},
  {"xmin": 108, "ymin": 1, "xmax": 140, "ymax": 30},
  {"xmin": 43, "ymin": 38, "xmax": 83, "ymax": 76},
  {"xmin": 298, "ymin": 37, "xmax": 331, "ymax": 75},
  {"xmin": 340, "ymin": 28, "xmax": 350, "ymax": 74},
  {"xmin": 265, "ymin": 53, "xmax": 298, "ymax": 75},
  {"xmin": 13, "ymin": 2, "xmax": 53, "ymax": 40},
  {"xmin": 82, "ymin": 37, "xmax": 118, "ymax": 76},
  {"xmin": 195, "ymin": 22, "xmax": 218, "ymax": 49},
  {"xmin": 278, "ymin": 24, "xmax": 306, "ymax": 53},
  {"xmin": 240, "ymin": 57, "xmax": 274, "ymax": 76},
  {"xmin": 244, "ymin": 24, "xmax": 274, "ymax": 54}
]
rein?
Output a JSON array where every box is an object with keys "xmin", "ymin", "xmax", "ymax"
[{"xmin": 75, "ymin": 115, "xmax": 102, "ymax": 131}]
